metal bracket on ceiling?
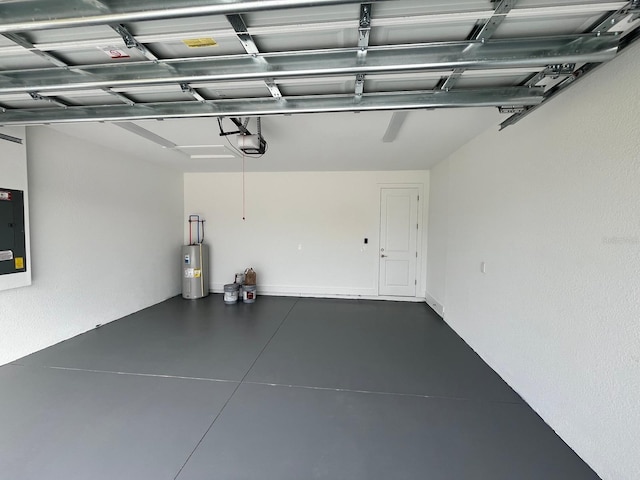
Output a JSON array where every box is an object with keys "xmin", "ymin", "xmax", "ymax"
[
  {"xmin": 440, "ymin": 69, "xmax": 464, "ymax": 92},
  {"xmin": 226, "ymin": 14, "xmax": 283, "ymax": 99},
  {"xmin": 226, "ymin": 14, "xmax": 260, "ymax": 56},
  {"xmin": 104, "ymin": 88, "xmax": 136, "ymax": 107},
  {"xmin": 355, "ymin": 73, "xmax": 365, "ymax": 97},
  {"xmin": 2, "ymin": 32, "xmax": 69, "ymax": 68},
  {"xmin": 114, "ymin": 26, "xmax": 192, "ymax": 100},
  {"xmin": 501, "ymin": 24, "xmax": 640, "ymax": 130},
  {"xmin": 355, "ymin": 4, "xmax": 372, "ymax": 98},
  {"xmin": 358, "ymin": 3, "xmax": 372, "ymax": 52},
  {"xmin": 1, "ymin": 30, "xmax": 141, "ymax": 107},
  {"xmin": 217, "ymin": 117, "xmax": 252, "ymax": 136},
  {"xmin": 591, "ymin": 1, "xmax": 638, "ymax": 33},
  {"xmin": 111, "ymin": 24, "xmax": 158, "ymax": 62},
  {"xmin": 525, "ymin": 63, "xmax": 576, "ymax": 86},
  {"xmin": 545, "ymin": 63, "xmax": 576, "ymax": 78},
  {"xmin": 264, "ymin": 79, "xmax": 282, "ymax": 99},
  {"xmin": 114, "ymin": 25, "xmax": 136, "ymax": 49},
  {"xmin": 475, "ymin": 0, "xmax": 515, "ymax": 43},
  {"xmin": 28, "ymin": 91, "xmax": 69, "ymax": 109},
  {"xmin": 440, "ymin": 0, "xmax": 517, "ymax": 91},
  {"xmin": 501, "ymin": 2, "xmax": 638, "ymax": 129},
  {"xmin": 180, "ymin": 83, "xmax": 207, "ymax": 103},
  {"xmin": 498, "ymin": 106, "xmax": 527, "ymax": 114}
]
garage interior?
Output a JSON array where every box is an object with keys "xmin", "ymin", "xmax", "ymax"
[{"xmin": 0, "ymin": 1, "xmax": 639, "ymax": 479}]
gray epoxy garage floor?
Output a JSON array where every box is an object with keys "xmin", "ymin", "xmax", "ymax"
[{"xmin": 0, "ymin": 295, "xmax": 599, "ymax": 480}]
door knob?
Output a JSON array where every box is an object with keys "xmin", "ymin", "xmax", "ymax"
[{"xmin": 381, "ymin": 254, "xmax": 388, "ymax": 258}]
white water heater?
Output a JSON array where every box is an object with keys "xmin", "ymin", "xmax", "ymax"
[
  {"xmin": 182, "ymin": 243, "xmax": 209, "ymax": 299},
  {"xmin": 182, "ymin": 215, "xmax": 209, "ymax": 299}
]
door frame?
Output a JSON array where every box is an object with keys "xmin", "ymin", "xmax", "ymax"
[{"xmin": 377, "ymin": 183, "xmax": 425, "ymax": 298}]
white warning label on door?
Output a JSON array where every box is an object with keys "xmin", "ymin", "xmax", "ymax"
[
  {"xmin": 98, "ymin": 45, "xmax": 130, "ymax": 59},
  {"xmin": 0, "ymin": 250, "xmax": 13, "ymax": 261}
]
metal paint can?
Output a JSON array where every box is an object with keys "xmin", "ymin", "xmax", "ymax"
[
  {"xmin": 242, "ymin": 284, "xmax": 257, "ymax": 303},
  {"xmin": 224, "ymin": 283, "xmax": 240, "ymax": 304}
]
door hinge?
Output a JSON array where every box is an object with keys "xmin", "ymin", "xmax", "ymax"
[
  {"xmin": 415, "ymin": 251, "xmax": 418, "ymax": 258},
  {"xmin": 417, "ymin": 195, "xmax": 420, "ymax": 201},
  {"xmin": 416, "ymin": 223, "xmax": 419, "ymax": 230},
  {"xmin": 414, "ymin": 279, "xmax": 417, "ymax": 285}
]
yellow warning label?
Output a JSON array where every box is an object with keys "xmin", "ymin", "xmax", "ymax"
[
  {"xmin": 15, "ymin": 257, "xmax": 24, "ymax": 269},
  {"xmin": 194, "ymin": 269, "xmax": 202, "ymax": 278},
  {"xmin": 183, "ymin": 38, "xmax": 218, "ymax": 48}
]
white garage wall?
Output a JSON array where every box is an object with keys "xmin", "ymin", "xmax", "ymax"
[
  {"xmin": 0, "ymin": 127, "xmax": 184, "ymax": 366},
  {"xmin": 426, "ymin": 44, "xmax": 640, "ymax": 480},
  {"xmin": 424, "ymin": 158, "xmax": 448, "ymax": 317},
  {"xmin": 185, "ymin": 171, "xmax": 429, "ymax": 299}
]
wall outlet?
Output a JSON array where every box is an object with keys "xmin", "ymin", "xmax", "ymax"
[{"xmin": 425, "ymin": 294, "xmax": 445, "ymax": 317}]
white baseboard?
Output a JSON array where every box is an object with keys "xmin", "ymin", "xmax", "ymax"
[
  {"xmin": 210, "ymin": 284, "xmax": 426, "ymax": 303},
  {"xmin": 425, "ymin": 292, "xmax": 445, "ymax": 317}
]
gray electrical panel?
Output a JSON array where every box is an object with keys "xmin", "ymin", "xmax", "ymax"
[
  {"xmin": 182, "ymin": 244, "xmax": 209, "ymax": 299},
  {"xmin": 0, "ymin": 188, "xmax": 26, "ymax": 276}
]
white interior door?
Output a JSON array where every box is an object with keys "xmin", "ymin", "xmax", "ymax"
[{"xmin": 379, "ymin": 187, "xmax": 419, "ymax": 297}]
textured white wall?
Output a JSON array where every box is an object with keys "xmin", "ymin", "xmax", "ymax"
[
  {"xmin": 426, "ymin": 44, "xmax": 640, "ymax": 480},
  {"xmin": 184, "ymin": 171, "xmax": 429, "ymax": 298},
  {"xmin": 425, "ymin": 158, "xmax": 448, "ymax": 316},
  {"xmin": 0, "ymin": 127, "xmax": 184, "ymax": 366},
  {"xmin": 0, "ymin": 126, "xmax": 31, "ymax": 292}
]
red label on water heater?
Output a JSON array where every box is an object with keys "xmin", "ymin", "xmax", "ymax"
[{"xmin": 0, "ymin": 191, "xmax": 11, "ymax": 201}]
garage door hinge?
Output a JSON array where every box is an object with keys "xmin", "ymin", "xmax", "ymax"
[{"xmin": 415, "ymin": 279, "xmax": 417, "ymax": 285}]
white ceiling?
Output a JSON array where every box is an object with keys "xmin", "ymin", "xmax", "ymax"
[{"xmin": 48, "ymin": 107, "xmax": 503, "ymax": 172}]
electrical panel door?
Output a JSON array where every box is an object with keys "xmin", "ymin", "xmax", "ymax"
[{"xmin": 0, "ymin": 188, "xmax": 27, "ymax": 275}]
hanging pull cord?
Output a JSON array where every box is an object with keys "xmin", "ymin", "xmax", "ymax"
[{"xmin": 242, "ymin": 151, "xmax": 246, "ymax": 221}]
